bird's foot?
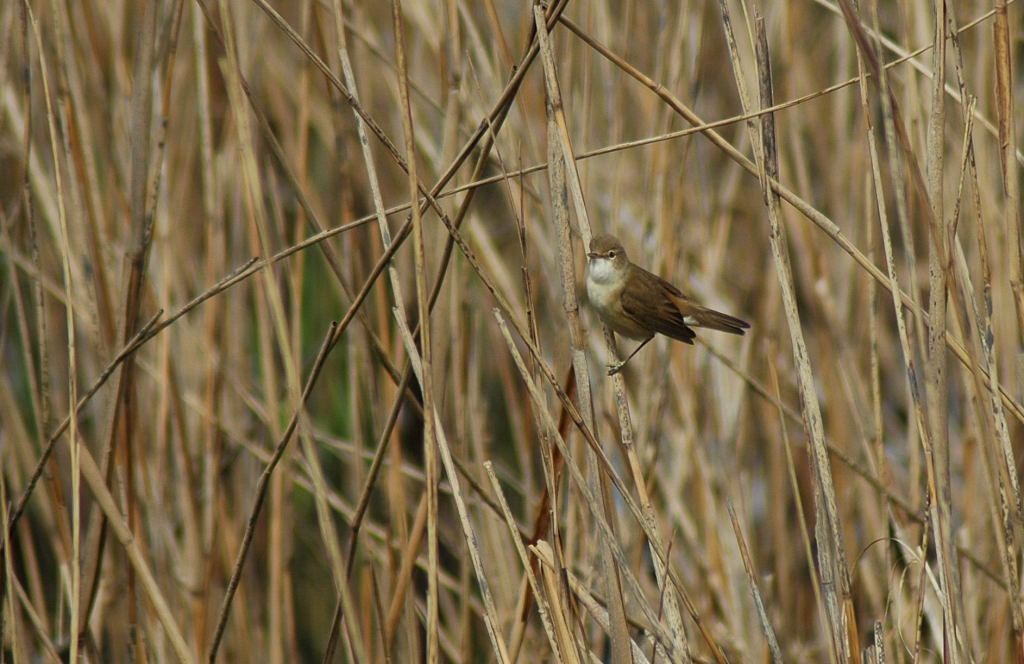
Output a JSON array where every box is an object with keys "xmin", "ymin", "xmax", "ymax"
[{"xmin": 606, "ymin": 362, "xmax": 625, "ymax": 376}]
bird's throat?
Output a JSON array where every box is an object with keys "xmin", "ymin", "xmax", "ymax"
[
  {"xmin": 586, "ymin": 259, "xmax": 628, "ymax": 313},
  {"xmin": 587, "ymin": 258, "xmax": 626, "ymax": 287}
]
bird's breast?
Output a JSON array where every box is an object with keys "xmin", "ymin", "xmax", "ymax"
[
  {"xmin": 586, "ymin": 265, "xmax": 650, "ymax": 339},
  {"xmin": 586, "ymin": 263, "xmax": 622, "ymax": 313}
]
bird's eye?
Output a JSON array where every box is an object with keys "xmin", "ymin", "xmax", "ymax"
[{"xmin": 608, "ymin": 250, "xmax": 617, "ymax": 258}]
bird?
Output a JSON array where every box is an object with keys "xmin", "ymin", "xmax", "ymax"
[{"xmin": 586, "ymin": 233, "xmax": 750, "ymax": 375}]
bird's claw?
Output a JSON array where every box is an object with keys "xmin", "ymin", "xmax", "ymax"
[{"xmin": 606, "ymin": 362, "xmax": 625, "ymax": 376}]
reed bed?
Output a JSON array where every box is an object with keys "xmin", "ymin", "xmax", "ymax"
[{"xmin": 2, "ymin": 0, "xmax": 1022, "ymax": 662}]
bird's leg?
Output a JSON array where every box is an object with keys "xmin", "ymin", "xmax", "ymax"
[{"xmin": 607, "ymin": 335, "xmax": 654, "ymax": 376}]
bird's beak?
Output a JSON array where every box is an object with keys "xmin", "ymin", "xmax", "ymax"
[{"xmin": 587, "ymin": 252, "xmax": 599, "ymax": 259}]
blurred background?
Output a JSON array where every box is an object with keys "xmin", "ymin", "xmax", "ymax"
[{"xmin": 2, "ymin": 0, "xmax": 1022, "ymax": 662}]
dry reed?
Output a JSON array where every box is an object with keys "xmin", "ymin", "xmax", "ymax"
[{"xmin": 2, "ymin": 1, "xmax": 1022, "ymax": 662}]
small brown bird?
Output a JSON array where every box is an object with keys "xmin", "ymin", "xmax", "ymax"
[{"xmin": 586, "ymin": 233, "xmax": 750, "ymax": 375}]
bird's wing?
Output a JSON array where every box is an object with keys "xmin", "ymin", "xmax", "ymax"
[
  {"xmin": 620, "ymin": 268, "xmax": 696, "ymax": 343},
  {"xmin": 638, "ymin": 267, "xmax": 751, "ymax": 336}
]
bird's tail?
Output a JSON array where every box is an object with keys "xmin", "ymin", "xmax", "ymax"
[{"xmin": 690, "ymin": 306, "xmax": 750, "ymax": 335}]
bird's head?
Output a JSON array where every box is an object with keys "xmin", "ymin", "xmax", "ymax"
[{"xmin": 587, "ymin": 233, "xmax": 630, "ymax": 282}]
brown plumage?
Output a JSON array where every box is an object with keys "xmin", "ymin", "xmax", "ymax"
[
  {"xmin": 621, "ymin": 264, "xmax": 749, "ymax": 341},
  {"xmin": 586, "ymin": 233, "xmax": 749, "ymax": 374}
]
